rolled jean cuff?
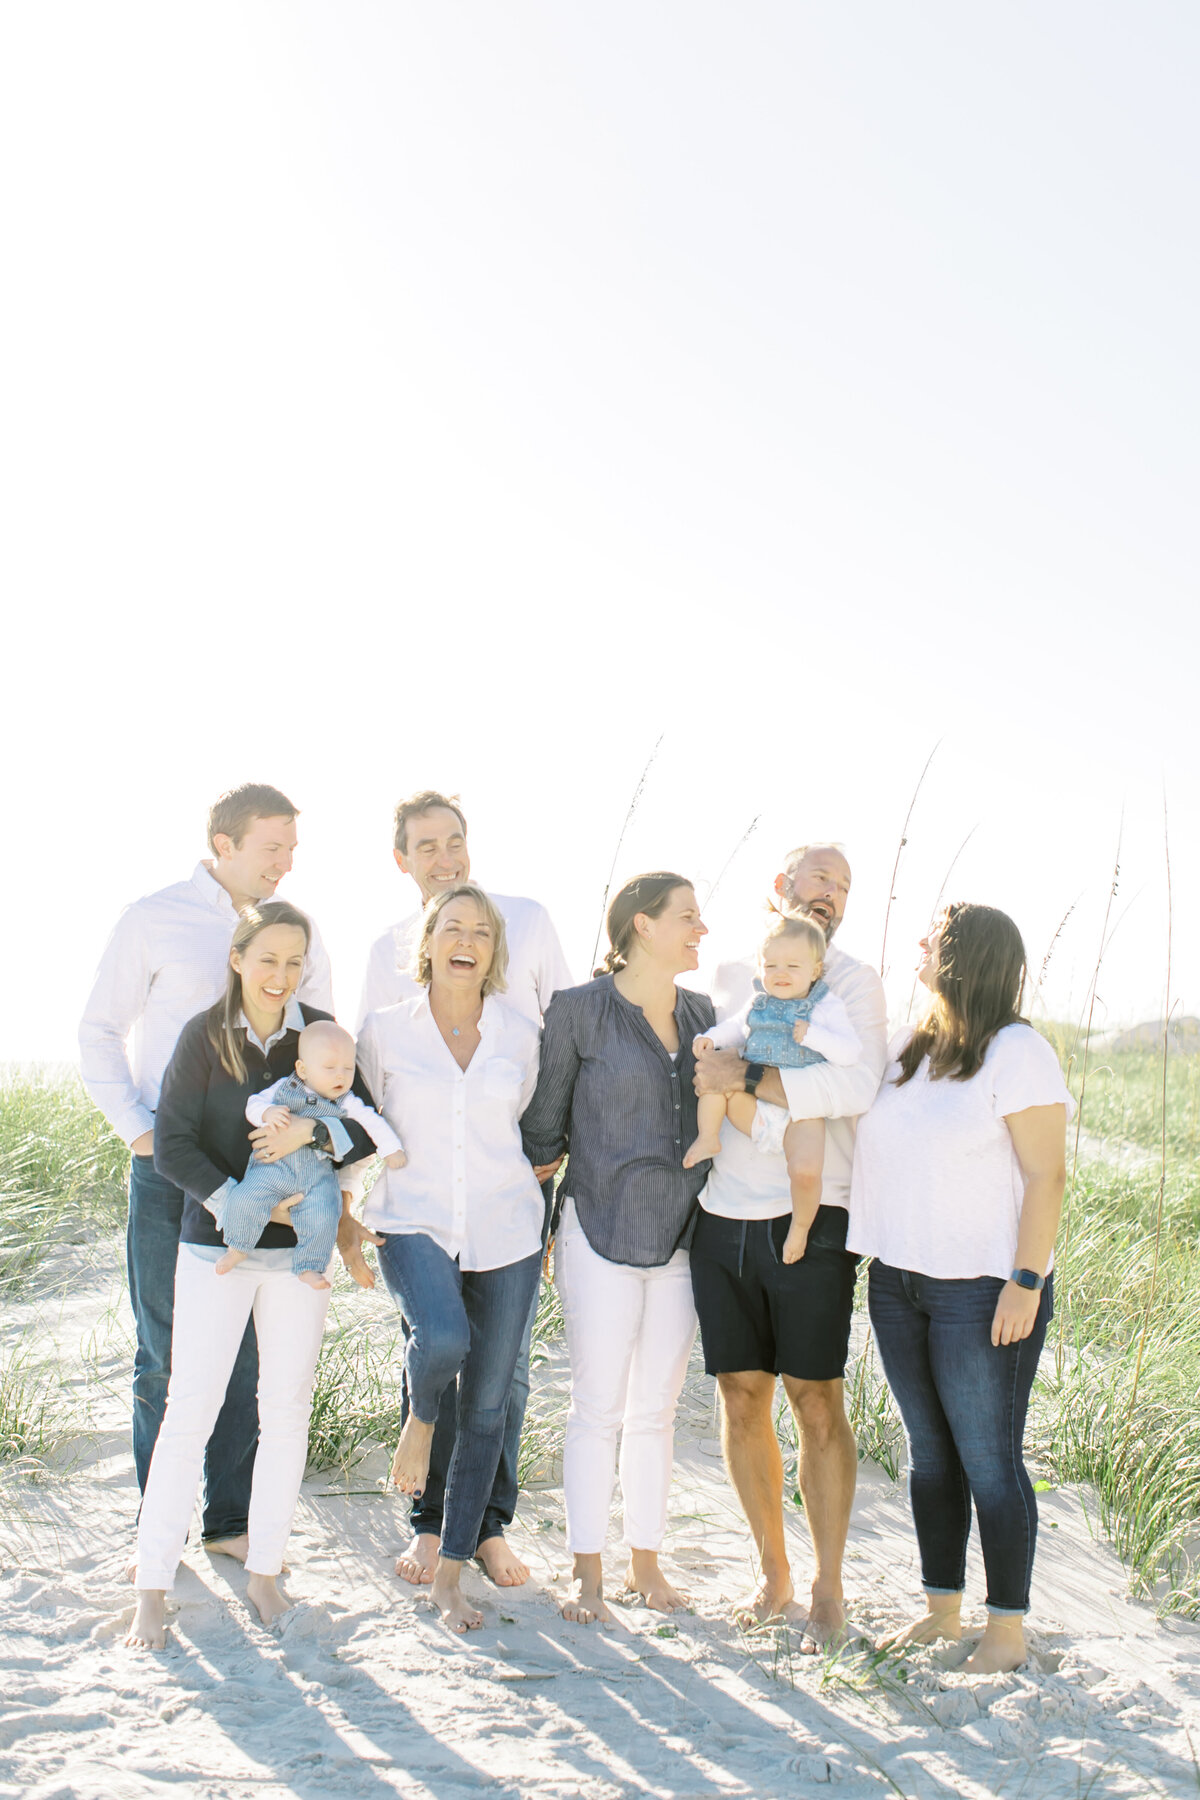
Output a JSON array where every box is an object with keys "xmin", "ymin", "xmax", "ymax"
[
  {"xmin": 437, "ymin": 1549, "xmax": 470, "ymax": 1565},
  {"xmin": 985, "ymin": 1602, "xmax": 1028, "ymax": 1617},
  {"xmin": 923, "ymin": 1586, "xmax": 964, "ymax": 1598}
]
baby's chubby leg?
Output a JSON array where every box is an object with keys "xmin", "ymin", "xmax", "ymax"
[
  {"xmin": 684, "ymin": 1093, "xmax": 727, "ymax": 1168},
  {"xmin": 782, "ymin": 1117, "xmax": 825, "ymax": 1264}
]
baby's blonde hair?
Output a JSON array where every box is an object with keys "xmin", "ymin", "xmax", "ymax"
[{"xmin": 760, "ymin": 912, "xmax": 826, "ymax": 971}]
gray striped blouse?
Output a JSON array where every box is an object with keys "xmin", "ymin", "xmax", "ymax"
[{"xmin": 521, "ymin": 975, "xmax": 716, "ymax": 1268}]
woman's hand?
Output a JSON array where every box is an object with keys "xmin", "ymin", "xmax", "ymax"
[
  {"xmin": 251, "ymin": 1118, "xmax": 315, "ymax": 1162},
  {"xmin": 267, "ymin": 1192, "xmax": 304, "ymax": 1225},
  {"xmin": 991, "ymin": 1280, "xmax": 1042, "ymax": 1347},
  {"xmin": 532, "ymin": 1156, "xmax": 564, "ymax": 1185},
  {"xmin": 338, "ymin": 1207, "xmax": 384, "ymax": 1290}
]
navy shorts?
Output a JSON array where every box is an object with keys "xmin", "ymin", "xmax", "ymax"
[{"xmin": 689, "ymin": 1205, "xmax": 860, "ymax": 1382}]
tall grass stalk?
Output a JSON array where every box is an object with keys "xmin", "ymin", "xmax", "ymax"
[
  {"xmin": 588, "ymin": 735, "xmax": 664, "ymax": 975},
  {"xmin": 903, "ymin": 822, "xmax": 977, "ymax": 1022},
  {"xmin": 703, "ymin": 815, "xmax": 761, "ymax": 908},
  {"xmin": 1127, "ymin": 799, "xmax": 1172, "ymax": 1421},
  {"xmin": 877, "ymin": 741, "xmax": 938, "ymax": 984}
]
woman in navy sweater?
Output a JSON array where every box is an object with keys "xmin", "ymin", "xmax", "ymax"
[{"xmin": 127, "ymin": 901, "xmax": 374, "ymax": 1650}]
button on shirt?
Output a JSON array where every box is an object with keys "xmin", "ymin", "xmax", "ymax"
[
  {"xmin": 356, "ymin": 891, "xmax": 572, "ymax": 1033},
  {"xmin": 356, "ymin": 992, "xmax": 543, "ymax": 1272},
  {"xmin": 79, "ymin": 862, "xmax": 334, "ymax": 1147}
]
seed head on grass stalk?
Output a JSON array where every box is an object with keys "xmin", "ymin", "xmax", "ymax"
[
  {"xmin": 589, "ymin": 735, "xmax": 664, "ymax": 976},
  {"xmin": 878, "ymin": 742, "xmax": 939, "ymax": 984},
  {"xmin": 702, "ymin": 815, "xmax": 761, "ymax": 909}
]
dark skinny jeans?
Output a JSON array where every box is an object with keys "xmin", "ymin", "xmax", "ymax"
[{"xmin": 867, "ymin": 1259, "xmax": 1053, "ymax": 1615}]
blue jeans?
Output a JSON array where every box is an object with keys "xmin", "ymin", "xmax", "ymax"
[
  {"xmin": 377, "ymin": 1231, "xmax": 541, "ymax": 1562},
  {"xmin": 404, "ymin": 1179, "xmax": 553, "ymax": 1544},
  {"xmin": 867, "ymin": 1259, "xmax": 1053, "ymax": 1615},
  {"xmin": 127, "ymin": 1155, "xmax": 259, "ymax": 1538}
]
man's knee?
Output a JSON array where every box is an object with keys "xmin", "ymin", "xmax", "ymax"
[
  {"xmin": 783, "ymin": 1376, "xmax": 848, "ymax": 1443},
  {"xmin": 718, "ymin": 1370, "xmax": 776, "ymax": 1431}
]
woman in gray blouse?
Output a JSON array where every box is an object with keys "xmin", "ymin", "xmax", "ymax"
[{"xmin": 522, "ymin": 872, "xmax": 715, "ymax": 1625}]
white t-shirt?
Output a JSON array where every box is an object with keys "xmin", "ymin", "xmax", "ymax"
[{"xmin": 847, "ymin": 1023, "xmax": 1074, "ymax": 1281}]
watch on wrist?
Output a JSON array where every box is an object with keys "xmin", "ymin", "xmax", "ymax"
[
  {"xmin": 744, "ymin": 1061, "xmax": 766, "ymax": 1097},
  {"xmin": 1009, "ymin": 1267, "xmax": 1045, "ymax": 1291},
  {"xmin": 310, "ymin": 1120, "xmax": 332, "ymax": 1154}
]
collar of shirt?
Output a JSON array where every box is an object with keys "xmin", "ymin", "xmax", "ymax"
[
  {"xmin": 191, "ymin": 860, "xmax": 241, "ymax": 916},
  {"xmin": 240, "ymin": 995, "xmax": 306, "ymax": 1054}
]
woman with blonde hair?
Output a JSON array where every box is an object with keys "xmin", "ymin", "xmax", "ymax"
[
  {"xmin": 354, "ymin": 883, "xmax": 545, "ymax": 1634},
  {"xmin": 521, "ymin": 872, "xmax": 714, "ymax": 1625},
  {"xmin": 849, "ymin": 902, "xmax": 1073, "ymax": 1674}
]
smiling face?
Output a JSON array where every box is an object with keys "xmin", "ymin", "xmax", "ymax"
[
  {"xmin": 427, "ymin": 893, "xmax": 495, "ymax": 994},
  {"xmin": 917, "ymin": 915, "xmax": 946, "ymax": 991},
  {"xmin": 777, "ymin": 846, "xmax": 852, "ymax": 941},
  {"xmin": 230, "ymin": 923, "xmax": 308, "ymax": 1020},
  {"xmin": 395, "ymin": 806, "xmax": 471, "ymax": 903},
  {"xmin": 636, "ymin": 885, "xmax": 707, "ymax": 975},
  {"xmin": 213, "ymin": 813, "xmax": 298, "ymax": 906},
  {"xmin": 760, "ymin": 931, "xmax": 823, "ymax": 1000}
]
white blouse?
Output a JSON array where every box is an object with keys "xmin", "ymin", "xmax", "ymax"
[
  {"xmin": 848, "ymin": 1023, "xmax": 1074, "ymax": 1281},
  {"xmin": 356, "ymin": 991, "xmax": 543, "ymax": 1273}
]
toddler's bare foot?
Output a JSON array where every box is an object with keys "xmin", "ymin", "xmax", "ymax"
[
  {"xmin": 877, "ymin": 1597, "xmax": 962, "ymax": 1653},
  {"xmin": 395, "ymin": 1532, "xmax": 440, "ymax": 1584},
  {"xmin": 297, "ymin": 1270, "xmax": 331, "ymax": 1290},
  {"xmin": 390, "ymin": 1416, "xmax": 435, "ymax": 1496},
  {"xmin": 431, "ymin": 1564, "xmax": 483, "ymax": 1634},
  {"xmin": 683, "ymin": 1134, "xmax": 722, "ymax": 1170},
  {"xmin": 246, "ymin": 1571, "xmax": 291, "ymax": 1629},
  {"xmin": 214, "ymin": 1248, "xmax": 247, "ymax": 1275},
  {"xmin": 126, "ymin": 1591, "xmax": 167, "ymax": 1650},
  {"xmin": 560, "ymin": 1575, "xmax": 613, "ymax": 1625},
  {"xmin": 781, "ymin": 1223, "xmax": 810, "ymax": 1265},
  {"xmin": 475, "ymin": 1535, "xmax": 529, "ymax": 1587}
]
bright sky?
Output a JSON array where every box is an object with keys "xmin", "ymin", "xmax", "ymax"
[{"xmin": 2, "ymin": 2, "xmax": 1195, "ymax": 1064}]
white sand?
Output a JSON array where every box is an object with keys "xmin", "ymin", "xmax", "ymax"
[{"xmin": 3, "ymin": 1247, "xmax": 1200, "ymax": 1800}]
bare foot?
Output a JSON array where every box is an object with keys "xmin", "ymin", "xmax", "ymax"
[
  {"xmin": 205, "ymin": 1534, "xmax": 250, "ymax": 1565},
  {"xmin": 560, "ymin": 1576, "xmax": 613, "ymax": 1625},
  {"xmin": 475, "ymin": 1535, "xmax": 530, "ymax": 1587},
  {"xmin": 623, "ymin": 1562, "xmax": 690, "ymax": 1614},
  {"xmin": 126, "ymin": 1591, "xmax": 167, "ymax": 1650},
  {"xmin": 781, "ymin": 1223, "xmax": 809, "ymax": 1265},
  {"xmin": 246, "ymin": 1572, "xmax": 291, "ymax": 1629},
  {"xmin": 395, "ymin": 1532, "xmax": 441, "ymax": 1585},
  {"xmin": 683, "ymin": 1134, "xmax": 722, "ymax": 1170},
  {"xmin": 124, "ymin": 1549, "xmax": 138, "ymax": 1585},
  {"xmin": 431, "ymin": 1564, "xmax": 483, "ymax": 1634},
  {"xmin": 963, "ymin": 1616, "xmax": 1026, "ymax": 1674},
  {"xmin": 733, "ymin": 1576, "xmax": 804, "ymax": 1628},
  {"xmin": 877, "ymin": 1598, "xmax": 963, "ymax": 1653},
  {"xmin": 215, "ymin": 1248, "xmax": 247, "ymax": 1275},
  {"xmin": 297, "ymin": 1270, "xmax": 331, "ymax": 1291},
  {"xmin": 800, "ymin": 1594, "xmax": 849, "ymax": 1654},
  {"xmin": 390, "ymin": 1415, "xmax": 435, "ymax": 1497}
]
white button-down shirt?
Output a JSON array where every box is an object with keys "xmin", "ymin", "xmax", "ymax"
[
  {"xmin": 355, "ymin": 890, "xmax": 572, "ymax": 1033},
  {"xmin": 78, "ymin": 862, "xmax": 334, "ymax": 1146},
  {"xmin": 357, "ymin": 991, "xmax": 543, "ymax": 1272}
]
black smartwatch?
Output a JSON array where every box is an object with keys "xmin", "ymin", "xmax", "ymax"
[
  {"xmin": 744, "ymin": 1061, "xmax": 766, "ymax": 1097},
  {"xmin": 310, "ymin": 1120, "xmax": 333, "ymax": 1154},
  {"xmin": 1009, "ymin": 1267, "xmax": 1045, "ymax": 1290}
]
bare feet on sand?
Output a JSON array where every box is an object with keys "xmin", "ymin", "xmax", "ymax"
[
  {"xmin": 475, "ymin": 1535, "xmax": 530, "ymax": 1587},
  {"xmin": 126, "ymin": 1591, "xmax": 167, "ymax": 1649},
  {"xmin": 683, "ymin": 1133, "xmax": 722, "ymax": 1170},
  {"xmin": 431, "ymin": 1562, "xmax": 483, "ymax": 1634},
  {"xmin": 800, "ymin": 1593, "xmax": 850, "ymax": 1654},
  {"xmin": 205, "ymin": 1534, "xmax": 251, "ymax": 1564},
  {"xmin": 733, "ymin": 1575, "xmax": 805, "ymax": 1629},
  {"xmin": 246, "ymin": 1572, "xmax": 291, "ymax": 1629},
  {"xmin": 390, "ymin": 1416, "xmax": 435, "ymax": 1497},
  {"xmin": 297, "ymin": 1270, "xmax": 331, "ymax": 1291},
  {"xmin": 560, "ymin": 1554, "xmax": 613, "ymax": 1625},
  {"xmin": 962, "ymin": 1614, "xmax": 1026, "ymax": 1674},
  {"xmin": 877, "ymin": 1595, "xmax": 963, "ymax": 1654},
  {"xmin": 214, "ymin": 1248, "xmax": 248, "ymax": 1275},
  {"xmin": 395, "ymin": 1532, "xmax": 440, "ymax": 1584},
  {"xmin": 623, "ymin": 1550, "xmax": 690, "ymax": 1613}
]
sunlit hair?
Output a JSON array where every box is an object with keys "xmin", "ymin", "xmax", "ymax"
[
  {"xmin": 207, "ymin": 783, "xmax": 298, "ymax": 853},
  {"xmin": 782, "ymin": 841, "xmax": 848, "ymax": 882},
  {"xmin": 595, "ymin": 872, "xmax": 691, "ymax": 978},
  {"xmin": 760, "ymin": 912, "xmax": 826, "ymax": 974},
  {"xmin": 206, "ymin": 901, "xmax": 312, "ymax": 1083},
  {"xmin": 412, "ymin": 884, "xmax": 508, "ymax": 996},
  {"xmin": 895, "ymin": 901, "xmax": 1028, "ymax": 1087},
  {"xmin": 392, "ymin": 789, "xmax": 468, "ymax": 855}
]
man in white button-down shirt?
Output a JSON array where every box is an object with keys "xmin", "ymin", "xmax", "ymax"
[
  {"xmin": 350, "ymin": 788, "xmax": 572, "ymax": 1591},
  {"xmin": 79, "ymin": 782, "xmax": 334, "ymax": 1558}
]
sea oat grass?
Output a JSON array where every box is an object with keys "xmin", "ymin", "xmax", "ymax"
[{"xmin": 0, "ymin": 1065, "xmax": 128, "ymax": 1291}]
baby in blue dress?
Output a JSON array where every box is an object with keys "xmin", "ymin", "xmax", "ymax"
[{"xmin": 685, "ymin": 914, "xmax": 861, "ymax": 1262}]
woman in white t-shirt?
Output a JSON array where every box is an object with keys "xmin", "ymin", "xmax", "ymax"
[{"xmin": 848, "ymin": 902, "xmax": 1072, "ymax": 1675}]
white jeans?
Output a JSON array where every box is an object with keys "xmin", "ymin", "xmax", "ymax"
[
  {"xmin": 555, "ymin": 1200, "xmax": 697, "ymax": 1554},
  {"xmin": 136, "ymin": 1246, "xmax": 331, "ymax": 1591}
]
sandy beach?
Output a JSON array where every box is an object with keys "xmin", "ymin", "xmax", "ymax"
[{"xmin": 3, "ymin": 1242, "xmax": 1199, "ymax": 1800}]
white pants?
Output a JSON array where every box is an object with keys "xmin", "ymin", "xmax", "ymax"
[
  {"xmin": 555, "ymin": 1201, "xmax": 697, "ymax": 1554},
  {"xmin": 136, "ymin": 1246, "xmax": 331, "ymax": 1591}
]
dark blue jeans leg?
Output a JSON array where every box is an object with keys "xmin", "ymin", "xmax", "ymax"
[
  {"xmin": 377, "ymin": 1233, "xmax": 471, "ymax": 1426},
  {"xmin": 867, "ymin": 1260, "xmax": 972, "ymax": 1596},
  {"xmin": 441, "ymin": 1252, "xmax": 542, "ymax": 1562},
  {"xmin": 478, "ymin": 1179, "xmax": 554, "ymax": 1545},
  {"xmin": 126, "ymin": 1155, "xmax": 257, "ymax": 1538}
]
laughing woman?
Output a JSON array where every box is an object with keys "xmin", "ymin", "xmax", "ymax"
[
  {"xmin": 848, "ymin": 902, "xmax": 1073, "ymax": 1674},
  {"xmin": 521, "ymin": 873, "xmax": 714, "ymax": 1625}
]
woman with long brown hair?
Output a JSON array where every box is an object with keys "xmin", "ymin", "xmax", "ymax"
[
  {"xmin": 848, "ymin": 902, "xmax": 1072, "ymax": 1674},
  {"xmin": 521, "ymin": 872, "xmax": 714, "ymax": 1625}
]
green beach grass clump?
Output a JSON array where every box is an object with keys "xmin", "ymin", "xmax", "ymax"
[{"xmin": 0, "ymin": 1065, "xmax": 128, "ymax": 1292}]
